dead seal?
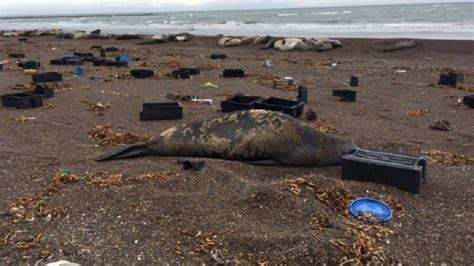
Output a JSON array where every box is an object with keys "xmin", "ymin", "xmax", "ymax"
[
  {"xmin": 96, "ymin": 110, "xmax": 357, "ymax": 166},
  {"xmin": 383, "ymin": 40, "xmax": 420, "ymax": 52}
]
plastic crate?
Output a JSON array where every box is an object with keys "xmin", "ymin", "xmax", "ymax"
[
  {"xmin": 2, "ymin": 93, "xmax": 43, "ymax": 109},
  {"xmin": 130, "ymin": 69, "xmax": 154, "ymax": 79},
  {"xmin": 32, "ymin": 72, "xmax": 62, "ymax": 83},
  {"xmin": 171, "ymin": 70, "xmax": 190, "ymax": 79},
  {"xmin": 93, "ymin": 60, "xmax": 127, "ymax": 67},
  {"xmin": 33, "ymin": 84, "xmax": 54, "ymax": 98},
  {"xmin": 439, "ymin": 72, "xmax": 464, "ymax": 87},
  {"xmin": 105, "ymin": 47, "xmax": 118, "ymax": 52},
  {"xmin": 350, "ymin": 76, "xmax": 359, "ymax": 86},
  {"xmin": 210, "ymin": 53, "xmax": 226, "ymax": 59},
  {"xmin": 9, "ymin": 53, "xmax": 25, "ymax": 58},
  {"xmin": 221, "ymin": 96, "xmax": 264, "ymax": 112},
  {"xmin": 296, "ymin": 86, "xmax": 308, "ymax": 103},
  {"xmin": 179, "ymin": 67, "xmax": 200, "ymax": 75},
  {"xmin": 342, "ymin": 149, "xmax": 427, "ymax": 194},
  {"xmin": 463, "ymin": 95, "xmax": 474, "ymax": 108},
  {"xmin": 333, "ymin": 89, "xmax": 356, "ymax": 102},
  {"xmin": 255, "ymin": 97, "xmax": 304, "ymax": 118},
  {"xmin": 140, "ymin": 102, "xmax": 183, "ymax": 121},
  {"xmin": 18, "ymin": 61, "xmax": 41, "ymax": 69},
  {"xmin": 223, "ymin": 69, "xmax": 245, "ymax": 78}
]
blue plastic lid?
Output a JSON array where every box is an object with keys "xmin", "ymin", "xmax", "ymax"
[{"xmin": 349, "ymin": 198, "xmax": 393, "ymax": 223}]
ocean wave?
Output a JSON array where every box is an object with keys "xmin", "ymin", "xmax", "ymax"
[
  {"xmin": 318, "ymin": 12, "xmax": 339, "ymax": 15},
  {"xmin": 244, "ymin": 21, "xmax": 258, "ymax": 24},
  {"xmin": 342, "ymin": 11, "xmax": 352, "ymax": 14},
  {"xmin": 277, "ymin": 13, "xmax": 298, "ymax": 16}
]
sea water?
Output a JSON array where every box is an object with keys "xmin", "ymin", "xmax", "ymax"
[{"xmin": 1, "ymin": 3, "xmax": 473, "ymax": 40}]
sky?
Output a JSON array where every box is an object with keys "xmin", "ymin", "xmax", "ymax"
[{"xmin": 1, "ymin": 0, "xmax": 473, "ymax": 16}]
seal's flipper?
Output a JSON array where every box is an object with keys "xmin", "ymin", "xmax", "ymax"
[
  {"xmin": 95, "ymin": 143, "xmax": 149, "ymax": 161},
  {"xmin": 246, "ymin": 160, "xmax": 283, "ymax": 166}
]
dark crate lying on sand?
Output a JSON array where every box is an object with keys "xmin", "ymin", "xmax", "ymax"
[
  {"xmin": 33, "ymin": 84, "xmax": 54, "ymax": 98},
  {"xmin": 171, "ymin": 69, "xmax": 191, "ymax": 79},
  {"xmin": 130, "ymin": 69, "xmax": 154, "ymax": 79},
  {"xmin": 333, "ymin": 89, "xmax": 357, "ymax": 102},
  {"xmin": 439, "ymin": 72, "xmax": 464, "ymax": 87},
  {"xmin": 179, "ymin": 67, "xmax": 200, "ymax": 75},
  {"xmin": 8, "ymin": 53, "xmax": 25, "ymax": 58},
  {"xmin": 32, "ymin": 72, "xmax": 62, "ymax": 83},
  {"xmin": 255, "ymin": 97, "xmax": 304, "ymax": 118},
  {"xmin": 223, "ymin": 69, "xmax": 245, "ymax": 78},
  {"xmin": 2, "ymin": 93, "xmax": 43, "ymax": 109},
  {"xmin": 140, "ymin": 102, "xmax": 183, "ymax": 121},
  {"xmin": 221, "ymin": 96, "xmax": 264, "ymax": 112},
  {"xmin": 342, "ymin": 149, "xmax": 427, "ymax": 194},
  {"xmin": 463, "ymin": 95, "xmax": 474, "ymax": 108}
]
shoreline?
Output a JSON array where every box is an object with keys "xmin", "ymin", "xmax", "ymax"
[{"xmin": 3, "ymin": 28, "xmax": 474, "ymax": 42}]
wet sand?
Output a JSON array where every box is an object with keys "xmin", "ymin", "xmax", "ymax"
[{"xmin": 0, "ymin": 35, "xmax": 473, "ymax": 264}]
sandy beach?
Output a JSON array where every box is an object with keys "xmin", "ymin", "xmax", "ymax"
[{"xmin": 0, "ymin": 35, "xmax": 473, "ymax": 264}]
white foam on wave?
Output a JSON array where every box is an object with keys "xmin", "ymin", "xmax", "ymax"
[
  {"xmin": 277, "ymin": 13, "xmax": 298, "ymax": 16},
  {"xmin": 318, "ymin": 12, "xmax": 339, "ymax": 15},
  {"xmin": 342, "ymin": 11, "xmax": 352, "ymax": 14}
]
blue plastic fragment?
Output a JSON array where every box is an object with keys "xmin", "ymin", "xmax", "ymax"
[
  {"xmin": 72, "ymin": 66, "xmax": 85, "ymax": 76},
  {"xmin": 349, "ymin": 198, "xmax": 393, "ymax": 224},
  {"xmin": 118, "ymin": 53, "xmax": 129, "ymax": 63}
]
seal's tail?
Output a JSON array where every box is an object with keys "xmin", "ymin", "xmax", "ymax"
[{"xmin": 95, "ymin": 143, "xmax": 149, "ymax": 161}]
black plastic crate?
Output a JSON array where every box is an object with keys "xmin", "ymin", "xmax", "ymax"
[
  {"xmin": 171, "ymin": 69, "xmax": 190, "ymax": 79},
  {"xmin": 105, "ymin": 47, "xmax": 118, "ymax": 52},
  {"xmin": 18, "ymin": 61, "xmax": 41, "ymax": 69},
  {"xmin": 179, "ymin": 67, "xmax": 200, "ymax": 75},
  {"xmin": 91, "ymin": 45, "xmax": 102, "ymax": 49},
  {"xmin": 130, "ymin": 69, "xmax": 154, "ymax": 79},
  {"xmin": 140, "ymin": 102, "xmax": 183, "ymax": 121},
  {"xmin": 333, "ymin": 89, "xmax": 356, "ymax": 102},
  {"xmin": 9, "ymin": 53, "xmax": 25, "ymax": 58},
  {"xmin": 342, "ymin": 149, "xmax": 427, "ymax": 194},
  {"xmin": 93, "ymin": 60, "xmax": 127, "ymax": 67},
  {"xmin": 32, "ymin": 72, "xmax": 62, "ymax": 83},
  {"xmin": 350, "ymin": 76, "xmax": 359, "ymax": 86},
  {"xmin": 463, "ymin": 95, "xmax": 474, "ymax": 108},
  {"xmin": 2, "ymin": 93, "xmax": 43, "ymax": 109},
  {"xmin": 211, "ymin": 53, "xmax": 226, "ymax": 59},
  {"xmin": 221, "ymin": 96, "xmax": 264, "ymax": 112},
  {"xmin": 255, "ymin": 97, "xmax": 304, "ymax": 118},
  {"xmin": 33, "ymin": 84, "xmax": 54, "ymax": 98},
  {"xmin": 439, "ymin": 72, "xmax": 464, "ymax": 87},
  {"xmin": 223, "ymin": 69, "xmax": 245, "ymax": 78},
  {"xmin": 296, "ymin": 86, "xmax": 308, "ymax": 103},
  {"xmin": 73, "ymin": 52, "xmax": 94, "ymax": 58}
]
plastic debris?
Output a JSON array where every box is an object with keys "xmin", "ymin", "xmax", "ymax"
[
  {"xmin": 73, "ymin": 66, "xmax": 85, "ymax": 76},
  {"xmin": 349, "ymin": 198, "xmax": 393, "ymax": 224},
  {"xmin": 46, "ymin": 260, "xmax": 80, "ymax": 266},
  {"xmin": 118, "ymin": 53, "xmax": 130, "ymax": 63},
  {"xmin": 177, "ymin": 158, "xmax": 205, "ymax": 171},
  {"xmin": 261, "ymin": 59, "xmax": 273, "ymax": 67},
  {"xmin": 202, "ymin": 81, "xmax": 219, "ymax": 89}
]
